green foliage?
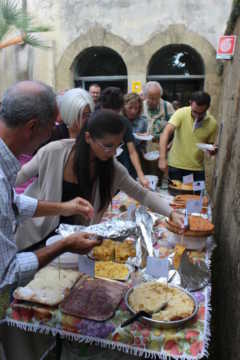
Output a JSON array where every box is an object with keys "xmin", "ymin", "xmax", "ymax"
[
  {"xmin": 225, "ymin": 0, "xmax": 240, "ymax": 35},
  {"xmin": 0, "ymin": 0, "xmax": 51, "ymax": 47}
]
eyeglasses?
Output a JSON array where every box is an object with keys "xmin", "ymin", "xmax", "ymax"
[{"xmin": 95, "ymin": 140, "xmax": 124, "ymax": 153}]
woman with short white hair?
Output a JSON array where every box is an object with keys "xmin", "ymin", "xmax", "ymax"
[{"xmin": 54, "ymin": 88, "xmax": 94, "ymax": 139}]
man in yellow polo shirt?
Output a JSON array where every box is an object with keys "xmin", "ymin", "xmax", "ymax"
[{"xmin": 158, "ymin": 91, "xmax": 217, "ymax": 181}]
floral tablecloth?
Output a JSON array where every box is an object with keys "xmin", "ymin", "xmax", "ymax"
[{"xmin": 4, "ymin": 191, "xmax": 212, "ymax": 360}]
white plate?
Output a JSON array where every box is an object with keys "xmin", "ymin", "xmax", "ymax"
[
  {"xmin": 46, "ymin": 235, "xmax": 79, "ymax": 268},
  {"xmin": 115, "ymin": 146, "xmax": 123, "ymax": 157},
  {"xmin": 133, "ymin": 133, "xmax": 153, "ymax": 141},
  {"xmin": 166, "ymin": 231, "xmax": 207, "ymax": 251},
  {"xmin": 196, "ymin": 143, "xmax": 215, "ymax": 152},
  {"xmin": 144, "ymin": 151, "xmax": 160, "ymax": 161}
]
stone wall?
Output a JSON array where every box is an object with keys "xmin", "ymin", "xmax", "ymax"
[
  {"xmin": 212, "ymin": 16, "xmax": 240, "ymax": 360},
  {"xmin": 0, "ymin": 0, "xmax": 232, "ymax": 99}
]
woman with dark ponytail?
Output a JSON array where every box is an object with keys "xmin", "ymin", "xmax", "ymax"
[{"xmin": 15, "ymin": 109, "xmax": 183, "ymax": 250}]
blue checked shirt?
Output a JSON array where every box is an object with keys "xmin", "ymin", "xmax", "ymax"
[{"xmin": 0, "ymin": 139, "xmax": 39, "ymax": 292}]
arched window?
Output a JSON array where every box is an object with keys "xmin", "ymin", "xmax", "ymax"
[
  {"xmin": 147, "ymin": 44, "xmax": 205, "ymax": 105},
  {"xmin": 74, "ymin": 46, "xmax": 128, "ymax": 92}
]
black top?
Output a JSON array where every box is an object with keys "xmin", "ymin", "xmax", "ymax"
[
  {"xmin": 60, "ymin": 180, "xmax": 82, "ymax": 225},
  {"xmin": 50, "ymin": 123, "xmax": 69, "ymax": 142},
  {"xmin": 121, "ymin": 116, "xmax": 134, "ymax": 143}
]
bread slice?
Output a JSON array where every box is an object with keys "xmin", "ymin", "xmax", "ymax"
[{"xmin": 13, "ymin": 266, "xmax": 80, "ymax": 306}]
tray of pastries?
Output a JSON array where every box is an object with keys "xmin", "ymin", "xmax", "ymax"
[
  {"xmin": 95, "ymin": 261, "xmax": 131, "ymax": 281},
  {"xmin": 166, "ymin": 215, "xmax": 214, "ymax": 237},
  {"xmin": 170, "ymin": 194, "xmax": 208, "ymax": 209},
  {"xmin": 60, "ymin": 276, "xmax": 127, "ymax": 321},
  {"xmin": 168, "ymin": 180, "xmax": 194, "ymax": 195},
  {"xmin": 125, "ymin": 282, "xmax": 198, "ymax": 328},
  {"xmin": 13, "ymin": 267, "xmax": 81, "ymax": 306},
  {"xmin": 90, "ymin": 239, "xmax": 136, "ymax": 263}
]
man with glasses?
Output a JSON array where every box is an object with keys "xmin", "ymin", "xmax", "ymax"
[{"xmin": 159, "ymin": 91, "xmax": 218, "ymax": 181}]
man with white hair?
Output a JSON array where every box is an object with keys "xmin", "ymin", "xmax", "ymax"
[{"xmin": 143, "ymin": 81, "xmax": 174, "ymax": 145}]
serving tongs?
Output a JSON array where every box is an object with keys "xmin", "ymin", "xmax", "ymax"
[{"xmin": 121, "ymin": 301, "xmax": 168, "ymax": 328}]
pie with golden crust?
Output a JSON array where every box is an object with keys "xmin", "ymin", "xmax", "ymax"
[
  {"xmin": 166, "ymin": 215, "xmax": 214, "ymax": 236},
  {"xmin": 189, "ymin": 215, "xmax": 214, "ymax": 232},
  {"xmin": 129, "ymin": 282, "xmax": 195, "ymax": 322}
]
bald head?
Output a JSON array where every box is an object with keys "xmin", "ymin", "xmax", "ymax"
[
  {"xmin": 144, "ymin": 81, "xmax": 163, "ymax": 97},
  {"xmin": 0, "ymin": 80, "xmax": 56, "ymax": 128},
  {"xmin": 144, "ymin": 81, "xmax": 163, "ymax": 110}
]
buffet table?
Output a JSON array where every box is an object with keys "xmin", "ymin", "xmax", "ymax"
[{"xmin": 4, "ymin": 190, "xmax": 213, "ymax": 360}]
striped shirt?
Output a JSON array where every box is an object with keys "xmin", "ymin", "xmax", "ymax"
[{"xmin": 0, "ymin": 138, "xmax": 39, "ymax": 292}]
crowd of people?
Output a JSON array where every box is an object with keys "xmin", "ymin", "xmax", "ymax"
[{"xmin": 0, "ymin": 79, "xmax": 218, "ymax": 359}]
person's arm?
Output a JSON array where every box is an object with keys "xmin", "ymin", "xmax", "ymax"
[
  {"xmin": 34, "ymin": 197, "xmax": 94, "ymax": 220},
  {"xmin": 158, "ymin": 123, "xmax": 176, "ymax": 173},
  {"xmin": 15, "ymin": 193, "xmax": 94, "ymax": 221},
  {"xmin": 35, "ymin": 232, "xmax": 101, "ymax": 269},
  {"xmin": 114, "ymin": 161, "xmax": 183, "ymax": 227},
  {"xmin": 127, "ymin": 142, "xmax": 149, "ymax": 188},
  {"xmin": 15, "ymin": 152, "xmax": 40, "ymax": 186},
  {"xmin": 0, "ymin": 226, "xmax": 100, "ymax": 290}
]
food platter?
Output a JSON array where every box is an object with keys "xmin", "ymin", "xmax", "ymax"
[
  {"xmin": 165, "ymin": 217, "xmax": 214, "ymax": 237},
  {"xmin": 88, "ymin": 239, "xmax": 136, "ymax": 263},
  {"xmin": 125, "ymin": 283, "xmax": 198, "ymax": 329},
  {"xmin": 170, "ymin": 194, "xmax": 208, "ymax": 209},
  {"xmin": 168, "ymin": 181, "xmax": 195, "ymax": 196},
  {"xmin": 166, "ymin": 231, "xmax": 208, "ymax": 251},
  {"xmin": 94, "ymin": 261, "xmax": 133, "ymax": 281}
]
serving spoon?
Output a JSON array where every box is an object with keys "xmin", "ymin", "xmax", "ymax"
[{"xmin": 121, "ymin": 301, "xmax": 168, "ymax": 328}]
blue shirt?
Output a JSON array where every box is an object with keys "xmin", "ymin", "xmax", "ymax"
[{"xmin": 0, "ymin": 138, "xmax": 39, "ymax": 292}]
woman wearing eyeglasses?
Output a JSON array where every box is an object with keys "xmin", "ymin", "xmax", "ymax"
[{"xmin": 15, "ymin": 109, "xmax": 183, "ymax": 250}]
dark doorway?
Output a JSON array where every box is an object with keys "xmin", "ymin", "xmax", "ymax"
[
  {"xmin": 74, "ymin": 46, "xmax": 128, "ymax": 93},
  {"xmin": 147, "ymin": 44, "xmax": 205, "ymax": 106}
]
